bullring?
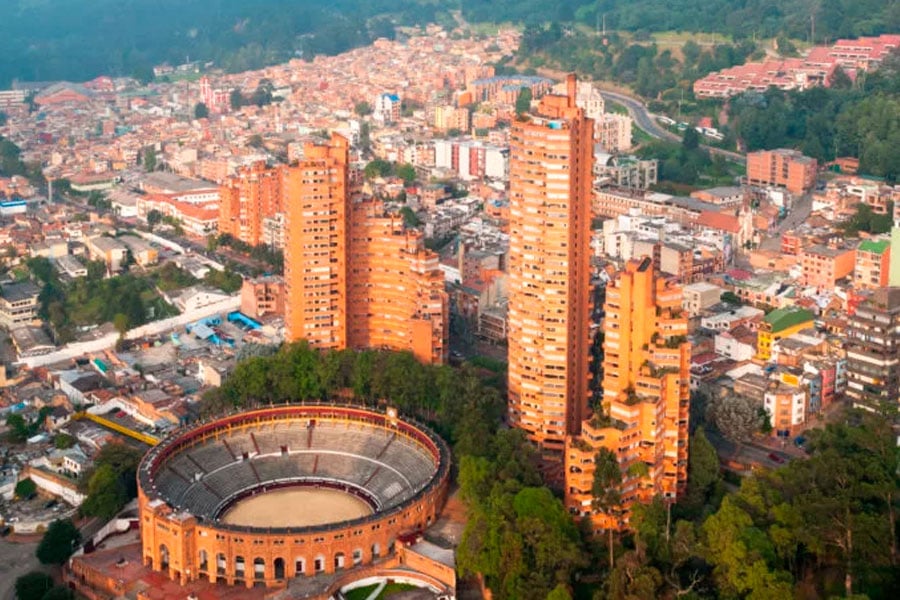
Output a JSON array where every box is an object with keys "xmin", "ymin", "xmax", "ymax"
[{"xmin": 137, "ymin": 404, "xmax": 450, "ymax": 588}]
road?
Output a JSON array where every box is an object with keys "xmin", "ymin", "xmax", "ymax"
[
  {"xmin": 0, "ymin": 538, "xmax": 41, "ymax": 600},
  {"xmin": 597, "ymin": 88, "xmax": 747, "ymax": 164},
  {"xmin": 758, "ymin": 193, "xmax": 814, "ymax": 251}
]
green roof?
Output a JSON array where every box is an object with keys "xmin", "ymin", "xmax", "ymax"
[
  {"xmin": 764, "ymin": 306, "xmax": 815, "ymax": 333},
  {"xmin": 858, "ymin": 239, "xmax": 890, "ymax": 255}
]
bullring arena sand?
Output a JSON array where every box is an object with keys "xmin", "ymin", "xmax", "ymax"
[{"xmin": 220, "ymin": 488, "xmax": 373, "ymax": 527}]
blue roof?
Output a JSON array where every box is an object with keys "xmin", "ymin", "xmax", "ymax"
[{"xmin": 381, "ymin": 93, "xmax": 400, "ymax": 102}]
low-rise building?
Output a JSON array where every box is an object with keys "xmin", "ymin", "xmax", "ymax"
[
  {"xmin": 801, "ymin": 244, "xmax": 856, "ymax": 289},
  {"xmin": 682, "ymin": 282, "xmax": 722, "ymax": 317},
  {"xmin": 854, "ymin": 239, "xmax": 890, "ymax": 290},
  {"xmin": 85, "ymin": 235, "xmax": 128, "ymax": 272},
  {"xmin": 746, "ymin": 149, "xmax": 817, "ymax": 194},
  {"xmin": 240, "ymin": 275, "xmax": 285, "ymax": 319},
  {"xmin": 757, "ymin": 306, "xmax": 816, "ymax": 361},
  {"xmin": 0, "ymin": 281, "xmax": 41, "ymax": 327}
]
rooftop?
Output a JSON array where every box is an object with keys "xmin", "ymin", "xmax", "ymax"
[
  {"xmin": 764, "ymin": 306, "xmax": 816, "ymax": 332},
  {"xmin": 858, "ymin": 239, "xmax": 890, "ymax": 255},
  {"xmin": 0, "ymin": 280, "xmax": 41, "ymax": 302}
]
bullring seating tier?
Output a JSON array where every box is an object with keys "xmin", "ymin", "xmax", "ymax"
[{"xmin": 152, "ymin": 418, "xmax": 438, "ymax": 522}]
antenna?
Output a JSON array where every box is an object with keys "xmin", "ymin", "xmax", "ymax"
[{"xmin": 603, "ymin": 14, "xmax": 607, "ymax": 37}]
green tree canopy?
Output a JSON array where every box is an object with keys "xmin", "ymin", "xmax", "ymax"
[
  {"xmin": 36, "ymin": 519, "xmax": 80, "ymax": 565},
  {"xmin": 15, "ymin": 477, "xmax": 37, "ymax": 500},
  {"xmin": 193, "ymin": 102, "xmax": 209, "ymax": 119},
  {"xmin": 14, "ymin": 572, "xmax": 53, "ymax": 600}
]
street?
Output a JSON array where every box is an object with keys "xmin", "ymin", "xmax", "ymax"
[
  {"xmin": 0, "ymin": 537, "xmax": 41, "ymax": 600},
  {"xmin": 597, "ymin": 88, "xmax": 747, "ymax": 164}
]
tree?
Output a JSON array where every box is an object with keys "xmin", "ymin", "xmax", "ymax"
[
  {"xmin": 36, "ymin": 519, "xmax": 80, "ymax": 565},
  {"xmin": 399, "ymin": 206, "xmax": 421, "ymax": 228},
  {"xmin": 515, "ymin": 87, "xmax": 533, "ymax": 115},
  {"xmin": 52, "ymin": 433, "xmax": 75, "ymax": 450},
  {"xmin": 6, "ymin": 412, "xmax": 29, "ymax": 443},
  {"xmin": 707, "ymin": 395, "xmax": 762, "ymax": 455},
  {"xmin": 15, "ymin": 477, "xmax": 37, "ymax": 500},
  {"xmin": 395, "ymin": 163, "xmax": 416, "ymax": 185},
  {"xmin": 592, "ymin": 448, "xmax": 623, "ymax": 570},
  {"xmin": 682, "ymin": 126, "xmax": 701, "ymax": 151},
  {"xmin": 113, "ymin": 313, "xmax": 129, "ymax": 337},
  {"xmin": 41, "ymin": 587, "xmax": 75, "ymax": 600},
  {"xmin": 14, "ymin": 572, "xmax": 53, "ymax": 600},
  {"xmin": 681, "ymin": 427, "xmax": 723, "ymax": 518},
  {"xmin": 81, "ymin": 464, "xmax": 127, "ymax": 519},
  {"xmin": 193, "ymin": 102, "xmax": 209, "ymax": 119},
  {"xmin": 146, "ymin": 209, "xmax": 162, "ymax": 231},
  {"xmin": 143, "ymin": 146, "xmax": 157, "ymax": 172},
  {"xmin": 545, "ymin": 584, "xmax": 572, "ymax": 600},
  {"xmin": 720, "ymin": 291, "xmax": 742, "ymax": 305},
  {"xmin": 354, "ymin": 101, "xmax": 372, "ymax": 116},
  {"xmin": 229, "ymin": 88, "xmax": 244, "ymax": 110}
]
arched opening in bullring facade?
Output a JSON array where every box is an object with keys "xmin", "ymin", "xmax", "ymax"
[
  {"xmin": 294, "ymin": 557, "xmax": 305, "ymax": 576},
  {"xmin": 352, "ymin": 548, "xmax": 363, "ymax": 566},
  {"xmin": 273, "ymin": 557, "xmax": 285, "ymax": 580},
  {"xmin": 216, "ymin": 553, "xmax": 227, "ymax": 576},
  {"xmin": 198, "ymin": 549, "xmax": 208, "ymax": 572},
  {"xmin": 253, "ymin": 557, "xmax": 265, "ymax": 581},
  {"xmin": 334, "ymin": 552, "xmax": 345, "ymax": 570},
  {"xmin": 235, "ymin": 555, "xmax": 245, "ymax": 579},
  {"xmin": 371, "ymin": 543, "xmax": 381, "ymax": 559},
  {"xmin": 314, "ymin": 555, "xmax": 325, "ymax": 573},
  {"xmin": 159, "ymin": 544, "xmax": 169, "ymax": 571}
]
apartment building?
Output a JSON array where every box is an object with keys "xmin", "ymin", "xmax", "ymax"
[
  {"xmin": 800, "ymin": 244, "xmax": 856, "ymax": 289},
  {"xmin": 219, "ymin": 161, "xmax": 283, "ymax": 247},
  {"xmin": 240, "ymin": 275, "xmax": 285, "ymax": 319},
  {"xmin": 746, "ymin": 149, "xmax": 817, "ymax": 194},
  {"xmin": 756, "ymin": 306, "xmax": 816, "ymax": 360},
  {"xmin": 564, "ymin": 258, "xmax": 691, "ymax": 532},
  {"xmin": 507, "ymin": 75, "xmax": 594, "ymax": 460},
  {"xmin": 854, "ymin": 239, "xmax": 890, "ymax": 290},
  {"xmin": 284, "ymin": 135, "xmax": 351, "ymax": 351},
  {"xmin": 347, "ymin": 200, "xmax": 448, "ymax": 365},
  {"xmin": 283, "ymin": 135, "xmax": 448, "ymax": 364},
  {"xmin": 0, "ymin": 281, "xmax": 41, "ymax": 327},
  {"xmin": 845, "ymin": 287, "xmax": 900, "ymax": 413}
]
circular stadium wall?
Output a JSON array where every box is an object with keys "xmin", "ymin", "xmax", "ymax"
[{"xmin": 137, "ymin": 405, "xmax": 451, "ymax": 588}]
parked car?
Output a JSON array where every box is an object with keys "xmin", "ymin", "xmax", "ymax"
[{"xmin": 767, "ymin": 452, "xmax": 785, "ymax": 464}]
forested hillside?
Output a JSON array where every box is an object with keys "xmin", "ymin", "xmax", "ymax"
[
  {"xmin": 0, "ymin": 0, "xmax": 438, "ymax": 87},
  {"xmin": 461, "ymin": 0, "xmax": 900, "ymax": 40},
  {"xmin": 2, "ymin": 1, "xmax": 899, "ymax": 88}
]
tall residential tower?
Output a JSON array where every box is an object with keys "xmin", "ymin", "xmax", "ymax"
[
  {"xmin": 283, "ymin": 134, "xmax": 447, "ymax": 363},
  {"xmin": 507, "ymin": 75, "xmax": 595, "ymax": 460},
  {"xmin": 565, "ymin": 258, "xmax": 691, "ymax": 532}
]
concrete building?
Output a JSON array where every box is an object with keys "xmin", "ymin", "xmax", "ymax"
[
  {"xmin": 855, "ymin": 239, "xmax": 890, "ymax": 290},
  {"xmin": 845, "ymin": 287, "xmax": 900, "ymax": 413},
  {"xmin": 764, "ymin": 381, "xmax": 808, "ymax": 438},
  {"xmin": 565, "ymin": 258, "xmax": 691, "ymax": 532},
  {"xmin": 800, "ymin": 244, "xmax": 856, "ymax": 289},
  {"xmin": 757, "ymin": 307, "xmax": 816, "ymax": 361},
  {"xmin": 507, "ymin": 75, "xmax": 594, "ymax": 460},
  {"xmin": 0, "ymin": 281, "xmax": 41, "ymax": 327},
  {"xmin": 596, "ymin": 113, "xmax": 633, "ymax": 153},
  {"xmin": 240, "ymin": 275, "xmax": 285, "ymax": 319},
  {"xmin": 746, "ymin": 149, "xmax": 817, "ymax": 194},
  {"xmin": 284, "ymin": 135, "xmax": 448, "ymax": 364},
  {"xmin": 85, "ymin": 235, "xmax": 128, "ymax": 272}
]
